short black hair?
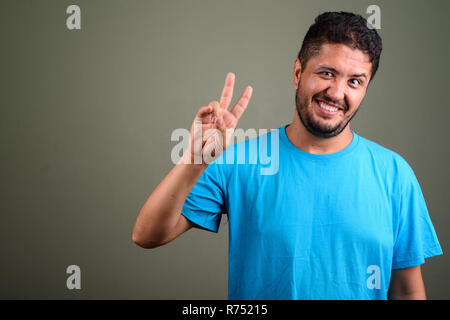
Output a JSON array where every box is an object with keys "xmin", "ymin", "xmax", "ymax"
[{"xmin": 298, "ymin": 11, "xmax": 382, "ymax": 81}]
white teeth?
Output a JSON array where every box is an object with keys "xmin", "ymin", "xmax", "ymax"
[{"xmin": 319, "ymin": 102, "xmax": 338, "ymax": 112}]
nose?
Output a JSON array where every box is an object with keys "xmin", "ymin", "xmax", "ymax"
[{"xmin": 325, "ymin": 79, "xmax": 347, "ymax": 104}]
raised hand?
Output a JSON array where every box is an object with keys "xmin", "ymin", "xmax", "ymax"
[{"xmin": 183, "ymin": 73, "xmax": 253, "ymax": 165}]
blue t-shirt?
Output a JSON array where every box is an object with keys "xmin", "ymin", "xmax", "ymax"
[{"xmin": 181, "ymin": 124, "xmax": 443, "ymax": 300}]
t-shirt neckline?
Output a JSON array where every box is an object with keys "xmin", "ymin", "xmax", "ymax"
[{"xmin": 279, "ymin": 124, "xmax": 360, "ymax": 160}]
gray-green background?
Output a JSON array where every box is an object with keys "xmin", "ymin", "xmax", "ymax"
[{"xmin": 1, "ymin": 0, "xmax": 448, "ymax": 299}]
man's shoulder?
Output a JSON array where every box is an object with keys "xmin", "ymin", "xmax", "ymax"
[{"xmin": 356, "ymin": 133, "xmax": 414, "ymax": 176}]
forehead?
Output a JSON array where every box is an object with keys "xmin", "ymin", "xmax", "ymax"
[{"xmin": 307, "ymin": 43, "xmax": 372, "ymax": 76}]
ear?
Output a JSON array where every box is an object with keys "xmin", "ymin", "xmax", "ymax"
[{"xmin": 293, "ymin": 58, "xmax": 302, "ymax": 90}]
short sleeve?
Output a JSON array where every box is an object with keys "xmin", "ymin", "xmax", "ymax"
[
  {"xmin": 392, "ymin": 161, "xmax": 443, "ymax": 269},
  {"xmin": 181, "ymin": 161, "xmax": 226, "ymax": 233}
]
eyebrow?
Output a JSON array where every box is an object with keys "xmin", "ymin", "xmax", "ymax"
[{"xmin": 317, "ymin": 64, "xmax": 367, "ymax": 79}]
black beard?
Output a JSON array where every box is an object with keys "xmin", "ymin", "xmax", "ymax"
[{"xmin": 295, "ymin": 88, "xmax": 358, "ymax": 139}]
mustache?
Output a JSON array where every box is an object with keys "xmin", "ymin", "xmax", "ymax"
[{"xmin": 313, "ymin": 94, "xmax": 347, "ymax": 111}]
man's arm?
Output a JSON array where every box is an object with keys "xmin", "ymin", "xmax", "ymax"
[
  {"xmin": 387, "ymin": 265, "xmax": 427, "ymax": 300},
  {"xmin": 132, "ymin": 161, "xmax": 207, "ymax": 249},
  {"xmin": 132, "ymin": 73, "xmax": 252, "ymax": 248}
]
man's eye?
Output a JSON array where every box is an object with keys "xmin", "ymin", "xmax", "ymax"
[
  {"xmin": 349, "ymin": 78, "xmax": 360, "ymax": 85},
  {"xmin": 322, "ymin": 71, "xmax": 333, "ymax": 77}
]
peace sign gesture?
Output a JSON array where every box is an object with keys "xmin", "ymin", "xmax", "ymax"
[{"xmin": 183, "ymin": 73, "xmax": 253, "ymax": 165}]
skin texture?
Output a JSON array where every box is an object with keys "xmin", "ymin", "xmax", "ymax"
[
  {"xmin": 388, "ymin": 266, "xmax": 427, "ymax": 299},
  {"xmin": 287, "ymin": 43, "xmax": 371, "ymax": 154},
  {"xmin": 132, "ymin": 73, "xmax": 252, "ymax": 249},
  {"xmin": 133, "ymin": 43, "xmax": 428, "ymax": 300}
]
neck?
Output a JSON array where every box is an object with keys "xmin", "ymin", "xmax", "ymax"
[{"xmin": 286, "ymin": 111, "xmax": 354, "ymax": 155}]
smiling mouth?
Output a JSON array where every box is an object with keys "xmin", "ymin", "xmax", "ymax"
[{"xmin": 313, "ymin": 98, "xmax": 345, "ymax": 116}]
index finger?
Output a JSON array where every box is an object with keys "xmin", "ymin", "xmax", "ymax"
[
  {"xmin": 219, "ymin": 72, "xmax": 235, "ymax": 110},
  {"xmin": 230, "ymin": 85, "xmax": 253, "ymax": 121}
]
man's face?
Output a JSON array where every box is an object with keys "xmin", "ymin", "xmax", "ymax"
[{"xmin": 294, "ymin": 43, "xmax": 372, "ymax": 138}]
